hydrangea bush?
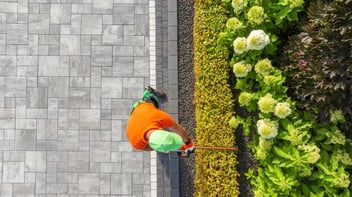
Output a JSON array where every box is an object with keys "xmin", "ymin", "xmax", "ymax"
[{"xmin": 221, "ymin": 0, "xmax": 352, "ymax": 196}]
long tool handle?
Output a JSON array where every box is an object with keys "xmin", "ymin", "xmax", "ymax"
[{"xmin": 195, "ymin": 145, "xmax": 237, "ymax": 151}]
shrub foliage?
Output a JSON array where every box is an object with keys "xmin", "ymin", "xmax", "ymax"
[
  {"xmin": 280, "ymin": 0, "xmax": 352, "ymax": 135},
  {"xmin": 193, "ymin": 0, "xmax": 239, "ymax": 196}
]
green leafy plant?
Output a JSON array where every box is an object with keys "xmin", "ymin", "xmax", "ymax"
[
  {"xmin": 221, "ymin": 0, "xmax": 352, "ymax": 196},
  {"xmin": 279, "ymin": 0, "xmax": 352, "ymax": 136}
]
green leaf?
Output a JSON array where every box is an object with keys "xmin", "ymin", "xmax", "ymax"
[
  {"xmin": 280, "ymin": 119, "xmax": 291, "ymax": 130},
  {"xmin": 316, "ymin": 163, "xmax": 332, "ymax": 175},
  {"xmin": 309, "ymin": 191, "xmax": 325, "ymax": 197},
  {"xmin": 273, "ymin": 147, "xmax": 294, "ymax": 160},
  {"xmin": 275, "ymin": 7, "xmax": 291, "ymax": 25}
]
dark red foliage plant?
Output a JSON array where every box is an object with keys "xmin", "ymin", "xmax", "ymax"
[{"xmin": 280, "ymin": 0, "xmax": 352, "ymax": 136}]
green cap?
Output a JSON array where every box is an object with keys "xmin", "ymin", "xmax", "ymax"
[{"xmin": 148, "ymin": 130, "xmax": 183, "ymax": 153}]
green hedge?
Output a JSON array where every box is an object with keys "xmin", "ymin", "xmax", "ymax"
[{"xmin": 193, "ymin": 0, "xmax": 239, "ymax": 196}]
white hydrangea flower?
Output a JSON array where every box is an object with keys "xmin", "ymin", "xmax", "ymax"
[
  {"xmin": 238, "ymin": 92, "xmax": 252, "ymax": 106},
  {"xmin": 255, "ymin": 58, "xmax": 273, "ymax": 77},
  {"xmin": 284, "ymin": 0, "xmax": 304, "ymax": 8},
  {"xmin": 226, "ymin": 17, "xmax": 243, "ymax": 31},
  {"xmin": 264, "ymin": 75, "xmax": 278, "ymax": 86},
  {"xmin": 331, "ymin": 129, "xmax": 346, "ymax": 145},
  {"xmin": 336, "ymin": 150, "xmax": 352, "ymax": 166},
  {"xmin": 298, "ymin": 144, "xmax": 321, "ymax": 164},
  {"xmin": 274, "ymin": 102, "xmax": 292, "ymax": 119},
  {"xmin": 247, "ymin": 29, "xmax": 270, "ymax": 50},
  {"xmin": 247, "ymin": 6, "xmax": 266, "ymax": 25},
  {"xmin": 256, "ymin": 119, "xmax": 279, "ymax": 139},
  {"xmin": 258, "ymin": 93, "xmax": 277, "ymax": 113},
  {"xmin": 233, "ymin": 37, "xmax": 248, "ymax": 54},
  {"xmin": 232, "ymin": 0, "xmax": 248, "ymax": 14},
  {"xmin": 233, "ymin": 61, "xmax": 252, "ymax": 78}
]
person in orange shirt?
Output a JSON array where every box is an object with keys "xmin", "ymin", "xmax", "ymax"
[{"xmin": 126, "ymin": 86, "xmax": 194, "ymax": 154}]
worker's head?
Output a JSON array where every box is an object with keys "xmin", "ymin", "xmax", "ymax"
[
  {"xmin": 148, "ymin": 130, "xmax": 183, "ymax": 153},
  {"xmin": 143, "ymin": 86, "xmax": 168, "ymax": 108}
]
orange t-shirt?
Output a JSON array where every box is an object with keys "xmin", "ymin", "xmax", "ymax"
[{"xmin": 126, "ymin": 102, "xmax": 175, "ymax": 150}]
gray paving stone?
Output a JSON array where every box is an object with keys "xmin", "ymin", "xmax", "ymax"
[
  {"xmin": 3, "ymin": 151, "xmax": 25, "ymax": 161},
  {"xmin": 82, "ymin": 15, "xmax": 102, "ymax": 35},
  {"xmin": 16, "ymin": 119, "xmax": 36, "ymax": 130},
  {"xmin": 79, "ymin": 174, "xmax": 100, "ymax": 194},
  {"xmin": 58, "ymin": 173, "xmax": 78, "ymax": 184},
  {"xmin": 68, "ymin": 152, "xmax": 89, "ymax": 172},
  {"xmin": 113, "ymin": 4, "xmax": 135, "ymax": 24},
  {"xmin": 93, "ymin": 0, "xmax": 113, "ymax": 13},
  {"xmin": 0, "ymin": 108, "xmax": 15, "ymax": 119},
  {"xmin": 72, "ymin": 3, "xmax": 92, "ymax": 14},
  {"xmin": 13, "ymin": 183, "xmax": 35, "ymax": 196},
  {"xmin": 2, "ymin": 162, "xmax": 25, "ymax": 183},
  {"xmin": 77, "ymin": 131, "xmax": 89, "ymax": 151},
  {"xmin": 135, "ymin": 15, "xmax": 149, "ymax": 35},
  {"xmin": 60, "ymin": 35, "xmax": 81, "ymax": 55},
  {"xmin": 111, "ymin": 174, "xmax": 132, "ymax": 195},
  {"xmin": 47, "ymin": 151, "xmax": 68, "ymax": 162},
  {"xmin": 121, "ymin": 152, "xmax": 144, "ymax": 173},
  {"xmin": 0, "ymin": 184, "xmax": 13, "ymax": 196},
  {"xmin": 15, "ymin": 130, "xmax": 36, "ymax": 150},
  {"xmin": 102, "ymin": 25, "xmax": 124, "ymax": 45},
  {"xmin": 5, "ymin": 77, "xmax": 26, "ymax": 97},
  {"xmin": 69, "ymin": 88, "xmax": 90, "ymax": 108},
  {"xmin": 69, "ymin": 56, "xmax": 91, "ymax": 76},
  {"xmin": 90, "ymin": 141, "xmax": 111, "ymax": 162},
  {"xmin": 0, "ymin": 2, "xmax": 17, "ymax": 13},
  {"xmin": 113, "ymin": 45, "xmax": 134, "ymax": 56},
  {"xmin": 113, "ymin": 56, "xmax": 134, "ymax": 77},
  {"xmin": 99, "ymin": 174, "xmax": 111, "ymax": 194},
  {"xmin": 46, "ymin": 183, "xmax": 68, "ymax": 194},
  {"xmin": 79, "ymin": 109, "xmax": 100, "ymax": 129},
  {"xmin": 38, "ymin": 56, "xmax": 60, "ymax": 76},
  {"xmin": 111, "ymin": 99, "xmax": 132, "ymax": 119},
  {"xmin": 101, "ymin": 78, "xmax": 122, "ymax": 98},
  {"xmin": 25, "ymin": 151, "xmax": 47, "ymax": 172},
  {"xmin": 124, "ymin": 35, "xmax": 145, "ymax": 46},
  {"xmin": 27, "ymin": 87, "xmax": 48, "ymax": 108},
  {"xmin": 70, "ymin": 77, "xmax": 90, "ymax": 88},
  {"xmin": 112, "ymin": 141, "xmax": 132, "ymax": 152},
  {"xmin": 122, "ymin": 77, "xmax": 144, "ymax": 98},
  {"xmin": 0, "ymin": 0, "xmax": 157, "ymax": 195},
  {"xmin": 134, "ymin": 56, "xmax": 149, "ymax": 77},
  {"xmin": 7, "ymin": 24, "xmax": 28, "ymax": 45},
  {"xmin": 50, "ymin": 4, "xmax": 71, "ymax": 24},
  {"xmin": 48, "ymin": 77, "xmax": 69, "ymax": 97},
  {"xmin": 58, "ymin": 130, "xmax": 78, "ymax": 151},
  {"xmin": 90, "ymin": 88, "xmax": 101, "ymax": 108},
  {"xmin": 29, "ymin": 14, "xmax": 50, "ymax": 34},
  {"xmin": 91, "ymin": 46, "xmax": 112, "ymax": 66}
]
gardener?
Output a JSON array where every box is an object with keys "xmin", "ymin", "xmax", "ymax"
[{"xmin": 126, "ymin": 86, "xmax": 194, "ymax": 154}]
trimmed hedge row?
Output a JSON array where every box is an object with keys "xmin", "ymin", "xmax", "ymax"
[{"xmin": 193, "ymin": 0, "xmax": 239, "ymax": 196}]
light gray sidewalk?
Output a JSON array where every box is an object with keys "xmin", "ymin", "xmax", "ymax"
[{"xmin": 0, "ymin": 0, "xmax": 158, "ymax": 196}]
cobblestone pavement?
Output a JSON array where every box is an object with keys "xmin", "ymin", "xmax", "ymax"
[{"xmin": 0, "ymin": 0, "xmax": 154, "ymax": 196}]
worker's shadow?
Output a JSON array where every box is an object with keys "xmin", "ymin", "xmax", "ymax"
[{"xmin": 156, "ymin": 151, "xmax": 183, "ymax": 190}]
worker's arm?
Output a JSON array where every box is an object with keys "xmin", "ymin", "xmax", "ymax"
[{"xmin": 169, "ymin": 122, "xmax": 190, "ymax": 143}]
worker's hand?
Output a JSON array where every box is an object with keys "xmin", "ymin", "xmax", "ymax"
[{"xmin": 178, "ymin": 139, "xmax": 195, "ymax": 157}]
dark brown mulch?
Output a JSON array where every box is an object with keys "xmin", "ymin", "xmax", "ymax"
[{"xmin": 178, "ymin": 0, "xmax": 196, "ymax": 196}]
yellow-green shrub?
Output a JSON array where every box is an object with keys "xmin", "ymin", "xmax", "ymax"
[{"xmin": 194, "ymin": 0, "xmax": 239, "ymax": 196}]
